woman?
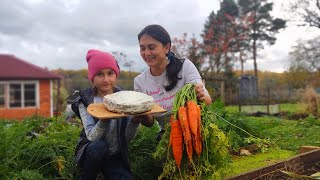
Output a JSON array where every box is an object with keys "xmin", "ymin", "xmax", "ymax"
[
  {"xmin": 134, "ymin": 24, "xmax": 212, "ymax": 140},
  {"xmin": 69, "ymin": 49, "xmax": 152, "ymax": 179}
]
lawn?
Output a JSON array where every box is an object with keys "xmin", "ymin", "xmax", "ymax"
[
  {"xmin": 230, "ymin": 112, "xmax": 320, "ymax": 151},
  {"xmin": 222, "ymin": 103, "xmax": 320, "ymax": 177},
  {"xmin": 225, "ymin": 103, "xmax": 305, "ymax": 114},
  {"xmin": 227, "ymin": 148, "xmax": 295, "ymax": 177}
]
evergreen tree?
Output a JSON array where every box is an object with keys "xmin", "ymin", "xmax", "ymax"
[
  {"xmin": 238, "ymin": 0, "xmax": 286, "ymax": 78},
  {"xmin": 201, "ymin": 0, "xmax": 240, "ymax": 76}
]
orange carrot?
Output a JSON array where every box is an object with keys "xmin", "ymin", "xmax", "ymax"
[
  {"xmin": 170, "ymin": 115, "xmax": 183, "ymax": 168},
  {"xmin": 194, "ymin": 105, "xmax": 202, "ymax": 156},
  {"xmin": 178, "ymin": 106, "xmax": 193, "ymax": 162},
  {"xmin": 186, "ymin": 100, "xmax": 199, "ymax": 137},
  {"xmin": 194, "ymin": 129, "xmax": 202, "ymax": 155}
]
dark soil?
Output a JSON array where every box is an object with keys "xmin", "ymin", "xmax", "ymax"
[
  {"xmin": 277, "ymin": 111, "xmax": 310, "ymax": 120},
  {"xmin": 257, "ymin": 161, "xmax": 320, "ymax": 180},
  {"xmin": 228, "ymin": 150, "xmax": 320, "ymax": 180}
]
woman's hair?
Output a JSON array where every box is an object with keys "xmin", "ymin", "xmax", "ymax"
[{"xmin": 138, "ymin": 24, "xmax": 184, "ymax": 91}]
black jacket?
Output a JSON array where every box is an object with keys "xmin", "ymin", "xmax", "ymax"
[{"xmin": 67, "ymin": 87, "xmax": 130, "ymax": 170}]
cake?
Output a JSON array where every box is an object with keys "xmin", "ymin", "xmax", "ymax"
[{"xmin": 103, "ymin": 91, "xmax": 155, "ymax": 114}]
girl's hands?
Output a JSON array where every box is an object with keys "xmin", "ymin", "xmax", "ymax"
[{"xmin": 131, "ymin": 114, "xmax": 154, "ymax": 127}]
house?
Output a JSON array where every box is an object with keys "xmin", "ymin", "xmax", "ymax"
[{"xmin": 0, "ymin": 54, "xmax": 62, "ymax": 120}]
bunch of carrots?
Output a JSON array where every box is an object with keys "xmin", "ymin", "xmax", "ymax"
[
  {"xmin": 155, "ymin": 83, "xmax": 231, "ymax": 179},
  {"xmin": 169, "ymin": 84, "xmax": 202, "ymax": 171}
]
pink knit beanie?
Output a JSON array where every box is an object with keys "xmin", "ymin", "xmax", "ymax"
[{"xmin": 86, "ymin": 49, "xmax": 120, "ymax": 82}]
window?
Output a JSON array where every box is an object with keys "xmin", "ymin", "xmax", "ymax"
[
  {"xmin": 0, "ymin": 81, "xmax": 39, "ymax": 108},
  {"xmin": 5, "ymin": 81, "xmax": 38, "ymax": 108},
  {"xmin": 0, "ymin": 84, "xmax": 4, "ymax": 108},
  {"xmin": 24, "ymin": 84, "xmax": 36, "ymax": 107},
  {"xmin": 10, "ymin": 84, "xmax": 22, "ymax": 107}
]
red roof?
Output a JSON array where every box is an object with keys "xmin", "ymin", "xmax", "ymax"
[{"xmin": 0, "ymin": 54, "xmax": 62, "ymax": 80}]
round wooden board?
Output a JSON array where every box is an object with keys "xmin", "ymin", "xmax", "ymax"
[{"xmin": 87, "ymin": 103, "xmax": 167, "ymax": 119}]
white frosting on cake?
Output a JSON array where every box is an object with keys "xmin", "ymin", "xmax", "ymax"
[{"xmin": 103, "ymin": 91, "xmax": 155, "ymax": 114}]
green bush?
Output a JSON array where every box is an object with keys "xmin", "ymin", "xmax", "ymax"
[
  {"xmin": 129, "ymin": 125, "xmax": 163, "ymax": 179},
  {"xmin": 0, "ymin": 116, "xmax": 80, "ymax": 179}
]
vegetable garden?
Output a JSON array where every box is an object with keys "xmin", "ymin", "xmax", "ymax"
[{"xmin": 1, "ymin": 101, "xmax": 320, "ymax": 179}]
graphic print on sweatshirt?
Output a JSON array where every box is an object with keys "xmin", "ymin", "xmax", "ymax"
[{"xmin": 145, "ymin": 87, "xmax": 176, "ymax": 111}]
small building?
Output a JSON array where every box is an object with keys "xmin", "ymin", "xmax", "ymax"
[
  {"xmin": 0, "ymin": 54, "xmax": 62, "ymax": 120},
  {"xmin": 239, "ymin": 75, "xmax": 258, "ymax": 104}
]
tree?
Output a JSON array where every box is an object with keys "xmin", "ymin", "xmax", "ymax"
[
  {"xmin": 123, "ymin": 61, "xmax": 135, "ymax": 73},
  {"xmin": 172, "ymin": 33, "xmax": 204, "ymax": 71},
  {"xmin": 172, "ymin": 33, "xmax": 189, "ymax": 58},
  {"xmin": 289, "ymin": 0, "xmax": 320, "ymax": 28},
  {"xmin": 284, "ymin": 66, "xmax": 310, "ymax": 90},
  {"xmin": 201, "ymin": 0, "xmax": 240, "ymax": 76},
  {"xmin": 112, "ymin": 51, "xmax": 135, "ymax": 74},
  {"xmin": 223, "ymin": 1, "xmax": 252, "ymax": 75},
  {"xmin": 289, "ymin": 37, "xmax": 320, "ymax": 74},
  {"xmin": 52, "ymin": 69, "xmax": 90, "ymax": 94},
  {"xmin": 238, "ymin": 0, "xmax": 286, "ymax": 78}
]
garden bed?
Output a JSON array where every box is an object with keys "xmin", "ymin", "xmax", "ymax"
[
  {"xmin": 240, "ymin": 104, "xmax": 280, "ymax": 115},
  {"xmin": 227, "ymin": 148, "xmax": 320, "ymax": 179}
]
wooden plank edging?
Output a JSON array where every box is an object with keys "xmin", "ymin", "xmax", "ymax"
[{"xmin": 227, "ymin": 149, "xmax": 320, "ymax": 180}]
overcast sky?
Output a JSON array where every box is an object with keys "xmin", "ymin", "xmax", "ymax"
[{"xmin": 1, "ymin": 0, "xmax": 320, "ymax": 73}]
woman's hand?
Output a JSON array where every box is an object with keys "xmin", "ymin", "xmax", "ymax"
[
  {"xmin": 131, "ymin": 114, "xmax": 154, "ymax": 127},
  {"xmin": 195, "ymin": 84, "xmax": 206, "ymax": 101},
  {"xmin": 195, "ymin": 83, "xmax": 212, "ymax": 105}
]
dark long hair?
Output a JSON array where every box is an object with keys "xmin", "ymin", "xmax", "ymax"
[{"xmin": 138, "ymin": 24, "xmax": 184, "ymax": 91}]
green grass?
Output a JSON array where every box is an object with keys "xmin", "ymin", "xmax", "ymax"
[
  {"xmin": 239, "ymin": 115, "xmax": 320, "ymax": 151},
  {"xmin": 222, "ymin": 103, "xmax": 320, "ymax": 176},
  {"xmin": 225, "ymin": 103, "xmax": 306, "ymax": 114},
  {"xmin": 279, "ymin": 103, "xmax": 306, "ymax": 113},
  {"xmin": 225, "ymin": 105, "xmax": 240, "ymax": 114},
  {"xmin": 226, "ymin": 148, "xmax": 295, "ymax": 178},
  {"xmin": 225, "ymin": 103, "xmax": 320, "ymax": 151}
]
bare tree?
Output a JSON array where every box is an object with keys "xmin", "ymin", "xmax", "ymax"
[
  {"xmin": 112, "ymin": 51, "xmax": 135, "ymax": 73},
  {"xmin": 289, "ymin": 0, "xmax": 320, "ymax": 28},
  {"xmin": 289, "ymin": 37, "xmax": 320, "ymax": 74},
  {"xmin": 172, "ymin": 33, "xmax": 204, "ymax": 71}
]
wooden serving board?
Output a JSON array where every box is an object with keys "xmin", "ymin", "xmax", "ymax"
[{"xmin": 87, "ymin": 103, "xmax": 167, "ymax": 119}]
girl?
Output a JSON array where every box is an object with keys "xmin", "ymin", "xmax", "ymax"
[{"xmin": 70, "ymin": 49, "xmax": 152, "ymax": 179}]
